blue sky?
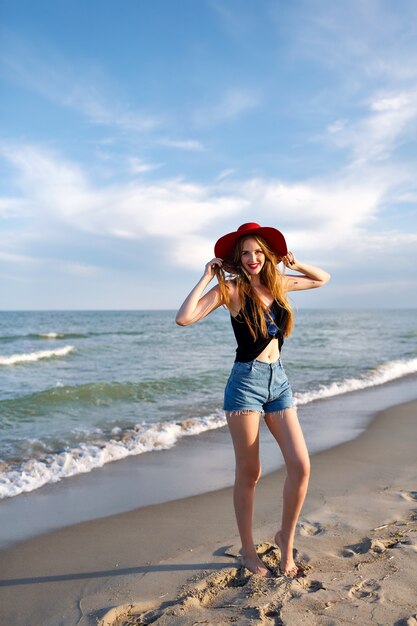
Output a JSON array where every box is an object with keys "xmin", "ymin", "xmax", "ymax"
[{"xmin": 1, "ymin": 0, "xmax": 416, "ymax": 310}]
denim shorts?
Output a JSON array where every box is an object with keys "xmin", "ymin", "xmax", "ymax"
[{"xmin": 223, "ymin": 358, "xmax": 295, "ymax": 414}]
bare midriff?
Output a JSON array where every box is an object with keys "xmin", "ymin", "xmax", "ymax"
[
  {"xmin": 255, "ymin": 337, "xmax": 280, "ymax": 363},
  {"xmin": 229, "ymin": 287, "xmax": 281, "ymax": 364}
]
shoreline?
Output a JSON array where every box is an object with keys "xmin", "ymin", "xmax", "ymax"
[
  {"xmin": 1, "ymin": 373, "xmax": 417, "ymax": 549},
  {"xmin": 1, "ymin": 393, "xmax": 417, "ymax": 625}
]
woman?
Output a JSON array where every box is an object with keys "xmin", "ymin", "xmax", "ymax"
[{"xmin": 176, "ymin": 222, "xmax": 330, "ymax": 578}]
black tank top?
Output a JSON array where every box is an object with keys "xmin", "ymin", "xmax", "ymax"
[{"xmin": 230, "ymin": 295, "xmax": 288, "ymax": 362}]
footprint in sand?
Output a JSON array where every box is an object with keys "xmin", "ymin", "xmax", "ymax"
[
  {"xmin": 113, "ymin": 568, "xmax": 251, "ymax": 626},
  {"xmin": 342, "ymin": 535, "xmax": 403, "ymax": 557},
  {"xmin": 255, "ymin": 541, "xmax": 279, "ymax": 556},
  {"xmin": 348, "ymin": 578, "xmax": 381, "ymax": 603},
  {"xmin": 401, "ymin": 490, "xmax": 417, "ymax": 502},
  {"xmin": 342, "ymin": 536, "xmax": 372, "ymax": 557},
  {"xmin": 146, "ymin": 568, "xmax": 286, "ymax": 624},
  {"xmin": 106, "ymin": 555, "xmax": 313, "ymax": 625},
  {"xmin": 298, "ymin": 520, "xmax": 325, "ymax": 537},
  {"xmin": 222, "ymin": 545, "xmax": 241, "ymax": 558},
  {"xmin": 394, "ymin": 616, "xmax": 417, "ymax": 626},
  {"xmin": 306, "ymin": 579, "xmax": 326, "ymax": 593},
  {"xmin": 371, "ymin": 537, "xmax": 405, "ymax": 553}
]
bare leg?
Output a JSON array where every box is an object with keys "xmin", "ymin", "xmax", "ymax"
[
  {"xmin": 264, "ymin": 408, "xmax": 310, "ymax": 576},
  {"xmin": 226, "ymin": 410, "xmax": 271, "ymax": 577}
]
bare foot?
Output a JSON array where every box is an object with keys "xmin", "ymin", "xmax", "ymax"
[
  {"xmin": 241, "ymin": 553, "xmax": 272, "ymax": 578},
  {"xmin": 274, "ymin": 530, "xmax": 298, "ymax": 578}
]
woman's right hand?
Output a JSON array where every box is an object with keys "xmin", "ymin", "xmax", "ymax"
[
  {"xmin": 204, "ymin": 257, "xmax": 223, "ymax": 279},
  {"xmin": 176, "ymin": 259, "xmax": 224, "ymax": 326}
]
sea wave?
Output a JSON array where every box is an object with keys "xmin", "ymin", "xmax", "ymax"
[
  {"xmin": 30, "ymin": 332, "xmax": 86, "ymax": 340},
  {"xmin": 0, "ymin": 332, "xmax": 87, "ymax": 342},
  {"xmin": 295, "ymin": 357, "xmax": 417, "ymax": 405},
  {"xmin": 1, "ymin": 356, "xmax": 416, "ymax": 499},
  {"xmin": 0, "ymin": 376, "xmax": 214, "ymax": 418},
  {"xmin": 0, "ymin": 346, "xmax": 75, "ymax": 366},
  {"xmin": 0, "ymin": 330, "xmax": 147, "ymax": 343},
  {"xmin": 0, "ymin": 413, "xmax": 227, "ymax": 499}
]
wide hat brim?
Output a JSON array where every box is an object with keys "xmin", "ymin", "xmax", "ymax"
[{"xmin": 214, "ymin": 223, "xmax": 288, "ymax": 260}]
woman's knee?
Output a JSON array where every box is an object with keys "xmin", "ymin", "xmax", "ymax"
[
  {"xmin": 235, "ymin": 462, "xmax": 262, "ymax": 486},
  {"xmin": 287, "ymin": 454, "xmax": 310, "ymax": 483}
]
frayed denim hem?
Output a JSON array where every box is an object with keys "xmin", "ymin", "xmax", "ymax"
[{"xmin": 225, "ymin": 406, "xmax": 297, "ymax": 418}]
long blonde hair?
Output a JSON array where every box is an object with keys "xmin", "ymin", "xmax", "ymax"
[{"xmin": 215, "ymin": 235, "xmax": 294, "ymax": 340}]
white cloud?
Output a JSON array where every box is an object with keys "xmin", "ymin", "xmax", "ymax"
[
  {"xmin": 370, "ymin": 95, "xmax": 410, "ymax": 112},
  {"xmin": 193, "ymin": 88, "xmax": 260, "ymax": 127},
  {"xmin": 0, "ymin": 250, "xmax": 38, "ymax": 265},
  {"xmin": 282, "ymin": 0, "xmax": 417, "ymax": 82},
  {"xmin": 327, "ymin": 120, "xmax": 347, "ymax": 134},
  {"xmin": 216, "ymin": 168, "xmax": 237, "ymax": 181},
  {"xmin": 61, "ymin": 261, "xmax": 100, "ymax": 277},
  {"xmin": 79, "ymin": 97, "xmax": 158, "ymax": 132},
  {"xmin": 352, "ymin": 231, "xmax": 417, "ymax": 250},
  {"xmin": 201, "ymin": 178, "xmax": 384, "ymax": 263},
  {"xmin": 0, "ymin": 142, "xmax": 244, "ymax": 247},
  {"xmin": 236, "ymin": 175, "xmax": 382, "ymax": 236},
  {"xmin": 326, "ymin": 88, "xmax": 417, "ymax": 165},
  {"xmin": 168, "ymin": 234, "xmax": 215, "ymax": 270},
  {"xmin": 1, "ymin": 140, "xmax": 414, "ymax": 276},
  {"xmin": 393, "ymin": 191, "xmax": 417, "ymax": 203},
  {"xmin": 128, "ymin": 158, "xmax": 162, "ymax": 174},
  {"xmin": 209, "ymin": 0, "xmax": 252, "ymax": 38},
  {"xmin": 0, "ymin": 197, "xmax": 25, "ymax": 218},
  {"xmin": 1, "ymin": 40, "xmax": 159, "ymax": 133},
  {"xmin": 159, "ymin": 138, "xmax": 205, "ymax": 151}
]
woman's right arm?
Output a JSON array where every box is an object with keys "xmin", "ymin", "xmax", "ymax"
[{"xmin": 175, "ymin": 258, "xmax": 225, "ymax": 326}]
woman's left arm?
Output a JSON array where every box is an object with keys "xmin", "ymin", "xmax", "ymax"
[{"xmin": 283, "ymin": 251, "xmax": 331, "ymax": 292}]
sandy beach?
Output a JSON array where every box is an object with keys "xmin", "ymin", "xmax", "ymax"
[{"xmin": 1, "ymin": 396, "xmax": 417, "ymax": 626}]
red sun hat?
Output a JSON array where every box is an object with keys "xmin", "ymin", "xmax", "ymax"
[{"xmin": 214, "ymin": 222, "xmax": 288, "ymax": 260}]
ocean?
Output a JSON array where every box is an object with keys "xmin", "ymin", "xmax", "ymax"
[{"xmin": 1, "ymin": 308, "xmax": 416, "ymax": 500}]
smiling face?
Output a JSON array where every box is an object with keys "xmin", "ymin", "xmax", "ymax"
[{"xmin": 240, "ymin": 237, "xmax": 266, "ymax": 276}]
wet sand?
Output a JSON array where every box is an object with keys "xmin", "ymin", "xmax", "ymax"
[{"xmin": 1, "ymin": 398, "xmax": 417, "ymax": 625}]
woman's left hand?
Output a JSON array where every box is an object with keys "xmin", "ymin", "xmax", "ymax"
[
  {"xmin": 283, "ymin": 253, "xmax": 331, "ymax": 291},
  {"xmin": 283, "ymin": 251, "xmax": 297, "ymax": 268}
]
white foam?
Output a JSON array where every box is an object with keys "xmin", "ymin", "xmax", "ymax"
[
  {"xmin": 38, "ymin": 333, "xmax": 63, "ymax": 339},
  {"xmin": 0, "ymin": 413, "xmax": 227, "ymax": 499},
  {"xmin": 0, "ymin": 346, "xmax": 74, "ymax": 366},
  {"xmin": 295, "ymin": 357, "xmax": 417, "ymax": 405}
]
